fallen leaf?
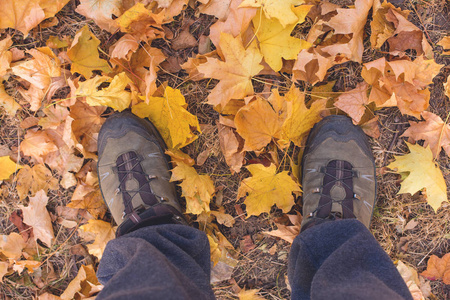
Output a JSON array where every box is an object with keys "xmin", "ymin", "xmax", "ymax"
[
  {"xmin": 39, "ymin": 0, "xmax": 71, "ymax": 19},
  {"xmin": 402, "ymin": 111, "xmax": 450, "ymax": 158},
  {"xmin": 252, "ymin": 5, "xmax": 312, "ymax": 72},
  {"xmin": 19, "ymin": 190, "xmax": 55, "ymax": 247},
  {"xmin": 264, "ymin": 213, "xmax": 301, "ymax": 243},
  {"xmin": 20, "ymin": 129, "xmax": 58, "ymax": 164},
  {"xmin": 239, "ymin": 0, "xmax": 305, "ymax": 28},
  {"xmin": 67, "ymin": 26, "xmax": 112, "ymax": 78},
  {"xmin": 210, "ymin": 208, "xmax": 236, "ymax": 227},
  {"xmin": 0, "ymin": 82, "xmax": 21, "ymax": 116},
  {"xmin": 78, "ymin": 220, "xmax": 115, "ymax": 260},
  {"xmin": 132, "ymin": 86, "xmax": 201, "ymax": 149},
  {"xmin": 334, "ymin": 82, "xmax": 370, "ymax": 124},
  {"xmin": 199, "ymin": 0, "xmax": 232, "ymax": 20},
  {"xmin": 13, "ymin": 260, "xmax": 41, "ymax": 274},
  {"xmin": 293, "ymin": 48, "xmax": 336, "ymax": 86},
  {"xmin": 60, "ymin": 264, "xmax": 103, "ymax": 300},
  {"xmin": 388, "ymin": 143, "xmax": 447, "ymax": 212},
  {"xmin": 0, "ymin": 232, "xmax": 25, "ymax": 260},
  {"xmin": 238, "ymin": 164, "xmax": 301, "ymax": 217},
  {"xmin": 0, "ymin": 262, "xmax": 8, "ymax": 283},
  {"xmin": 218, "ymin": 124, "xmax": 245, "ymax": 173},
  {"xmin": 75, "ymin": 0, "xmax": 126, "ymax": 33},
  {"xmin": 420, "ymin": 253, "xmax": 450, "ymax": 284},
  {"xmin": 438, "ymin": 36, "xmax": 450, "ymax": 55},
  {"xmin": 170, "ymin": 162, "xmax": 215, "ymax": 215},
  {"xmin": 166, "ymin": 149, "xmax": 196, "ymax": 166},
  {"xmin": 37, "ymin": 292, "xmax": 61, "ymax": 300},
  {"xmin": 238, "ymin": 288, "xmax": 265, "ymax": 300},
  {"xmin": 196, "ymin": 33, "xmax": 263, "ymax": 110},
  {"xmin": 0, "ymin": 156, "xmax": 21, "ymax": 180},
  {"xmin": 77, "ymin": 72, "xmax": 132, "ymax": 112},
  {"xmin": 280, "ymin": 86, "xmax": 327, "ymax": 147},
  {"xmin": 9, "ymin": 211, "xmax": 33, "ymax": 242},
  {"xmin": 68, "ymin": 190, "xmax": 107, "ymax": 219},
  {"xmin": 240, "ymin": 235, "xmax": 255, "ymax": 253},
  {"xmin": 0, "ymin": 36, "xmax": 12, "ymax": 77},
  {"xmin": 110, "ymin": 34, "xmax": 139, "ymax": 61},
  {"xmin": 0, "ymin": 0, "xmax": 45, "ymax": 35},
  {"xmin": 172, "ymin": 27, "xmax": 197, "ymax": 51},
  {"xmin": 360, "ymin": 116, "xmax": 381, "ymax": 139}
]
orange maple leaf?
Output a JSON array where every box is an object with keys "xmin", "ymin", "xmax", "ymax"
[{"xmin": 421, "ymin": 253, "xmax": 450, "ymax": 284}]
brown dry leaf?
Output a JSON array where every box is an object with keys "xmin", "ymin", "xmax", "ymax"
[
  {"xmin": 20, "ymin": 129, "xmax": 58, "ymax": 164},
  {"xmin": 110, "ymin": 34, "xmax": 139, "ymax": 61},
  {"xmin": 181, "ymin": 51, "xmax": 220, "ymax": 81},
  {"xmin": 196, "ymin": 33, "xmax": 263, "ymax": 111},
  {"xmin": 0, "ymin": 35, "xmax": 12, "ymax": 77},
  {"xmin": 0, "ymin": 0, "xmax": 45, "ymax": 36},
  {"xmin": 293, "ymin": 48, "xmax": 337, "ymax": 85},
  {"xmin": 19, "ymin": 190, "xmax": 55, "ymax": 247},
  {"xmin": 210, "ymin": 207, "xmax": 236, "ymax": 227},
  {"xmin": 264, "ymin": 213, "xmax": 301, "ymax": 243},
  {"xmin": 445, "ymin": 75, "xmax": 450, "ymax": 100},
  {"xmin": 60, "ymin": 264, "xmax": 103, "ymax": 300},
  {"xmin": 360, "ymin": 116, "xmax": 381, "ymax": 139},
  {"xmin": 370, "ymin": 0, "xmax": 407, "ymax": 48},
  {"xmin": 13, "ymin": 260, "xmax": 41, "ymax": 274},
  {"xmin": 402, "ymin": 111, "xmax": 450, "ymax": 158},
  {"xmin": 334, "ymin": 82, "xmax": 370, "ymax": 124},
  {"xmin": 209, "ymin": 0, "xmax": 256, "ymax": 50},
  {"xmin": 67, "ymin": 26, "xmax": 112, "ymax": 79},
  {"xmin": 218, "ymin": 124, "xmax": 245, "ymax": 173},
  {"xmin": 78, "ymin": 220, "xmax": 115, "ymax": 260},
  {"xmin": 238, "ymin": 164, "xmax": 301, "ymax": 216},
  {"xmin": 38, "ymin": 292, "xmax": 61, "ymax": 300},
  {"xmin": 68, "ymin": 190, "xmax": 107, "ymax": 219},
  {"xmin": 170, "ymin": 161, "xmax": 215, "ymax": 215},
  {"xmin": 279, "ymin": 86, "xmax": 327, "ymax": 147},
  {"xmin": 0, "ymin": 232, "xmax": 25, "ymax": 260},
  {"xmin": 9, "ymin": 211, "xmax": 34, "ymax": 242},
  {"xmin": 199, "ymin": 0, "xmax": 232, "ymax": 20},
  {"xmin": 421, "ymin": 253, "xmax": 450, "ymax": 284},
  {"xmin": 75, "ymin": 0, "xmax": 127, "ymax": 33},
  {"xmin": 438, "ymin": 36, "xmax": 450, "ymax": 55},
  {"xmin": 0, "ymin": 82, "xmax": 21, "ymax": 116}
]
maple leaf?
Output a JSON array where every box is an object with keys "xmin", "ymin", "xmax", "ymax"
[
  {"xmin": 264, "ymin": 213, "xmax": 302, "ymax": 243},
  {"xmin": 39, "ymin": 0, "xmax": 71, "ymax": 19},
  {"xmin": 370, "ymin": 0, "xmax": 408, "ymax": 49},
  {"xmin": 218, "ymin": 124, "xmax": 245, "ymax": 173},
  {"xmin": 110, "ymin": 34, "xmax": 140, "ymax": 61},
  {"xmin": 77, "ymin": 73, "xmax": 132, "ymax": 112},
  {"xmin": 402, "ymin": 111, "xmax": 450, "ymax": 158},
  {"xmin": 132, "ymin": 86, "xmax": 201, "ymax": 149},
  {"xmin": 166, "ymin": 148, "xmax": 196, "ymax": 166},
  {"xmin": 0, "ymin": 36, "xmax": 12, "ymax": 77},
  {"xmin": 0, "ymin": 232, "xmax": 25, "ymax": 260},
  {"xmin": 396, "ymin": 261, "xmax": 428, "ymax": 300},
  {"xmin": 199, "ymin": 0, "xmax": 232, "ymax": 20},
  {"xmin": 387, "ymin": 143, "xmax": 447, "ymax": 212},
  {"xmin": 67, "ymin": 26, "xmax": 112, "ymax": 79},
  {"xmin": 420, "ymin": 253, "xmax": 450, "ymax": 284},
  {"xmin": 293, "ymin": 48, "xmax": 337, "ymax": 86},
  {"xmin": 239, "ymin": 0, "xmax": 304, "ymax": 27},
  {"xmin": 19, "ymin": 190, "xmax": 55, "ymax": 247},
  {"xmin": 170, "ymin": 161, "xmax": 215, "ymax": 215},
  {"xmin": 238, "ymin": 164, "xmax": 301, "ymax": 216},
  {"xmin": 20, "ymin": 128, "xmax": 58, "ymax": 164},
  {"xmin": 13, "ymin": 260, "xmax": 41, "ymax": 274},
  {"xmin": 0, "ymin": 0, "xmax": 46, "ymax": 36},
  {"xmin": 238, "ymin": 289, "xmax": 265, "ymax": 300},
  {"xmin": 60, "ymin": 264, "xmax": 103, "ymax": 300},
  {"xmin": 209, "ymin": 0, "xmax": 257, "ymax": 51},
  {"xmin": 235, "ymin": 97, "xmax": 284, "ymax": 151},
  {"xmin": 334, "ymin": 82, "xmax": 370, "ymax": 124},
  {"xmin": 79, "ymin": 220, "xmax": 115, "ymax": 260},
  {"xmin": 68, "ymin": 190, "xmax": 107, "ymax": 219},
  {"xmin": 15, "ymin": 164, "xmax": 59, "ymax": 200},
  {"xmin": 0, "ymin": 156, "xmax": 21, "ymax": 180},
  {"xmin": 0, "ymin": 262, "xmax": 8, "ymax": 283},
  {"xmin": 196, "ymin": 33, "xmax": 264, "ymax": 110},
  {"xmin": 75, "ymin": 0, "xmax": 126, "ymax": 33},
  {"xmin": 210, "ymin": 208, "xmax": 236, "ymax": 227},
  {"xmin": 438, "ymin": 36, "xmax": 450, "ymax": 55},
  {"xmin": 253, "ymin": 6, "xmax": 312, "ymax": 72},
  {"xmin": 280, "ymin": 86, "xmax": 327, "ymax": 147},
  {"xmin": 325, "ymin": 0, "xmax": 374, "ymax": 63}
]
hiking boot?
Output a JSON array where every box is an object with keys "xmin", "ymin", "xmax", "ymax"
[
  {"xmin": 97, "ymin": 111, "xmax": 186, "ymax": 236},
  {"xmin": 300, "ymin": 115, "xmax": 376, "ymax": 231}
]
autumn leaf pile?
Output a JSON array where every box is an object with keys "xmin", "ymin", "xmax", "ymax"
[{"xmin": 0, "ymin": 0, "xmax": 449, "ymax": 298}]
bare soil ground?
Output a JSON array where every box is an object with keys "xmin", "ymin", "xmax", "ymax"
[{"xmin": 0, "ymin": 0, "xmax": 450, "ymax": 299}]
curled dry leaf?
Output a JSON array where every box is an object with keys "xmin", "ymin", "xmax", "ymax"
[
  {"xmin": 293, "ymin": 48, "xmax": 336, "ymax": 86},
  {"xmin": 396, "ymin": 261, "xmax": 427, "ymax": 300},
  {"xmin": 79, "ymin": 220, "xmax": 115, "ymax": 260},
  {"xmin": 387, "ymin": 143, "xmax": 447, "ymax": 212},
  {"xmin": 334, "ymin": 82, "xmax": 370, "ymax": 124},
  {"xmin": 19, "ymin": 190, "xmax": 55, "ymax": 247},
  {"xmin": 218, "ymin": 124, "xmax": 245, "ymax": 173},
  {"xmin": 60, "ymin": 264, "xmax": 103, "ymax": 300},
  {"xmin": 238, "ymin": 164, "xmax": 301, "ymax": 217},
  {"xmin": 402, "ymin": 111, "xmax": 450, "ymax": 158}
]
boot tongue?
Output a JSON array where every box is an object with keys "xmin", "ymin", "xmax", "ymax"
[{"xmin": 330, "ymin": 184, "xmax": 345, "ymax": 213}]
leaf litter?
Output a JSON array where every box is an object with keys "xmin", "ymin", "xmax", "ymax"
[{"xmin": 0, "ymin": 0, "xmax": 448, "ymax": 298}]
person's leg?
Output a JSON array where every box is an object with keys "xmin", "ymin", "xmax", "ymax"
[
  {"xmin": 288, "ymin": 220, "xmax": 412, "ymax": 300},
  {"xmin": 95, "ymin": 112, "xmax": 215, "ymax": 300},
  {"xmin": 289, "ymin": 116, "xmax": 412, "ymax": 300},
  {"xmin": 96, "ymin": 224, "xmax": 215, "ymax": 300}
]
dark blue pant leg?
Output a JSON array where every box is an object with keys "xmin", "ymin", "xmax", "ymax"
[
  {"xmin": 288, "ymin": 219, "xmax": 413, "ymax": 300},
  {"xmin": 96, "ymin": 224, "xmax": 215, "ymax": 300}
]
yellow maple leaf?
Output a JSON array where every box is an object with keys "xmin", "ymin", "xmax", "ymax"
[
  {"xmin": 132, "ymin": 86, "xmax": 201, "ymax": 149},
  {"xmin": 15, "ymin": 164, "xmax": 59, "ymax": 200},
  {"xmin": 238, "ymin": 164, "xmax": 301, "ymax": 217},
  {"xmin": 170, "ymin": 162, "xmax": 215, "ymax": 215},
  {"xmin": 19, "ymin": 190, "xmax": 55, "ymax": 247},
  {"xmin": 0, "ymin": 156, "xmax": 21, "ymax": 180},
  {"xmin": 388, "ymin": 143, "xmax": 447, "ymax": 212},
  {"xmin": 196, "ymin": 33, "xmax": 263, "ymax": 110},
  {"xmin": 79, "ymin": 220, "xmax": 116, "ymax": 260},
  {"xmin": 239, "ymin": 0, "xmax": 305, "ymax": 28},
  {"xmin": 235, "ymin": 97, "xmax": 284, "ymax": 151},
  {"xmin": 77, "ymin": 72, "xmax": 132, "ymax": 112},
  {"xmin": 280, "ymin": 86, "xmax": 327, "ymax": 147},
  {"xmin": 238, "ymin": 289, "xmax": 265, "ymax": 300},
  {"xmin": 67, "ymin": 26, "xmax": 111, "ymax": 79},
  {"xmin": 60, "ymin": 264, "xmax": 102, "ymax": 300},
  {"xmin": 0, "ymin": 0, "xmax": 45, "ymax": 36},
  {"xmin": 253, "ymin": 5, "xmax": 312, "ymax": 72}
]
